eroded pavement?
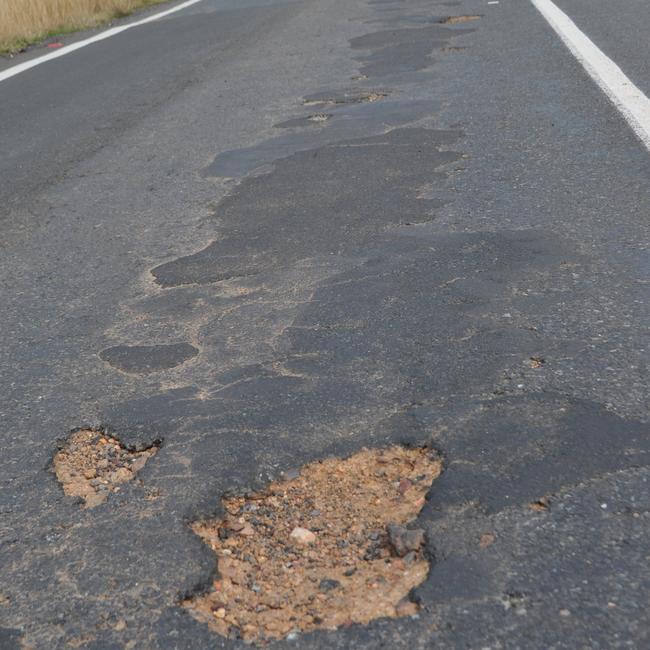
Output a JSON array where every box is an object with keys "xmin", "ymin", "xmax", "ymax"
[{"xmin": 1, "ymin": 0, "xmax": 649, "ymax": 647}]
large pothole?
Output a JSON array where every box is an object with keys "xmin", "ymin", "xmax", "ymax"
[
  {"xmin": 52, "ymin": 429, "xmax": 159, "ymax": 508},
  {"xmin": 184, "ymin": 446, "xmax": 441, "ymax": 643}
]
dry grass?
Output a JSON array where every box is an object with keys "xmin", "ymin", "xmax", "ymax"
[{"xmin": 0, "ymin": 0, "xmax": 168, "ymax": 53}]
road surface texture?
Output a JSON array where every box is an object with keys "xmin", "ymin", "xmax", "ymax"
[{"xmin": 1, "ymin": 0, "xmax": 649, "ymax": 647}]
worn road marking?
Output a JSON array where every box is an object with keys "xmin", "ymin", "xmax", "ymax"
[
  {"xmin": 0, "ymin": 0, "xmax": 205, "ymax": 84},
  {"xmin": 530, "ymin": 0, "xmax": 650, "ymax": 151}
]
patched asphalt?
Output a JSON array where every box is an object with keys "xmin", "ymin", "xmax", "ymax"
[{"xmin": 0, "ymin": 0, "xmax": 649, "ymax": 648}]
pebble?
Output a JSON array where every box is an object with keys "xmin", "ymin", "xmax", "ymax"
[
  {"xmin": 319, "ymin": 579, "xmax": 340, "ymax": 592},
  {"xmin": 387, "ymin": 524, "xmax": 425, "ymax": 557},
  {"xmin": 227, "ymin": 518, "xmax": 244, "ymax": 532},
  {"xmin": 395, "ymin": 597, "xmax": 418, "ymax": 617},
  {"xmin": 282, "ymin": 468, "xmax": 301, "ymax": 481},
  {"xmin": 109, "ymin": 467, "xmax": 132, "ymax": 482},
  {"xmin": 403, "ymin": 551, "xmax": 417, "ymax": 566},
  {"xmin": 130, "ymin": 456, "xmax": 148, "ymax": 472},
  {"xmin": 398, "ymin": 479, "xmax": 413, "ymax": 495},
  {"xmin": 290, "ymin": 527, "xmax": 316, "ymax": 544}
]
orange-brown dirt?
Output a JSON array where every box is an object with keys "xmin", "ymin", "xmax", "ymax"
[
  {"xmin": 52, "ymin": 429, "xmax": 157, "ymax": 508},
  {"xmin": 184, "ymin": 446, "xmax": 441, "ymax": 644}
]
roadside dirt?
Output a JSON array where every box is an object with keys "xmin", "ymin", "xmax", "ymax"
[
  {"xmin": 52, "ymin": 429, "xmax": 158, "ymax": 508},
  {"xmin": 184, "ymin": 446, "xmax": 441, "ymax": 644}
]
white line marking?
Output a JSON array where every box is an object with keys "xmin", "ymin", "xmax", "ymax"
[
  {"xmin": 530, "ymin": 0, "xmax": 650, "ymax": 151},
  {"xmin": 0, "ymin": 0, "xmax": 205, "ymax": 84}
]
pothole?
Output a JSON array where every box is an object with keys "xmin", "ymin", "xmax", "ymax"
[
  {"xmin": 274, "ymin": 113, "xmax": 333, "ymax": 129},
  {"xmin": 183, "ymin": 445, "xmax": 441, "ymax": 644},
  {"xmin": 439, "ymin": 15, "xmax": 481, "ymax": 24},
  {"xmin": 302, "ymin": 90, "xmax": 388, "ymax": 107},
  {"xmin": 52, "ymin": 429, "xmax": 159, "ymax": 508},
  {"xmin": 307, "ymin": 113, "xmax": 331, "ymax": 123}
]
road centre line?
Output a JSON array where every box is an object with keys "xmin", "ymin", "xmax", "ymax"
[
  {"xmin": 0, "ymin": 0, "xmax": 205, "ymax": 84},
  {"xmin": 530, "ymin": 0, "xmax": 650, "ymax": 152}
]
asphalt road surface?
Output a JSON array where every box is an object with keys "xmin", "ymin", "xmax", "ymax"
[{"xmin": 1, "ymin": 0, "xmax": 649, "ymax": 647}]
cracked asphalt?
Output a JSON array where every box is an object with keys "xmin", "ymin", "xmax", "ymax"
[{"xmin": 1, "ymin": 0, "xmax": 649, "ymax": 647}]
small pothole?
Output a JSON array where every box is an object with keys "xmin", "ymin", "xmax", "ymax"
[
  {"xmin": 438, "ymin": 15, "xmax": 483, "ymax": 25},
  {"xmin": 52, "ymin": 429, "xmax": 159, "ymax": 508},
  {"xmin": 274, "ymin": 113, "xmax": 333, "ymax": 129},
  {"xmin": 307, "ymin": 113, "xmax": 331, "ymax": 123},
  {"xmin": 302, "ymin": 91, "xmax": 388, "ymax": 107},
  {"xmin": 183, "ymin": 445, "xmax": 441, "ymax": 643},
  {"xmin": 439, "ymin": 15, "xmax": 481, "ymax": 24}
]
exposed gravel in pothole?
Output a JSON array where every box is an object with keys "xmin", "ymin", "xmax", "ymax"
[
  {"xmin": 184, "ymin": 446, "xmax": 441, "ymax": 644},
  {"xmin": 52, "ymin": 429, "xmax": 158, "ymax": 508}
]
